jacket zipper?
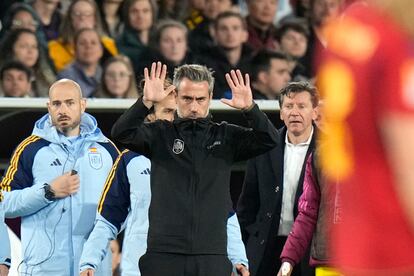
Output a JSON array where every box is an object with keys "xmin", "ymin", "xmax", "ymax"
[
  {"xmin": 190, "ymin": 120, "xmax": 197, "ymax": 253},
  {"xmin": 62, "ymin": 143, "xmax": 75, "ymax": 275}
]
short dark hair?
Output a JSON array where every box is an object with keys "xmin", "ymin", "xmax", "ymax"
[
  {"xmin": 0, "ymin": 60, "xmax": 32, "ymax": 81},
  {"xmin": 250, "ymin": 50, "xmax": 289, "ymax": 82},
  {"xmin": 173, "ymin": 64, "xmax": 215, "ymax": 95},
  {"xmin": 276, "ymin": 20, "xmax": 309, "ymax": 42},
  {"xmin": 213, "ymin": 11, "xmax": 247, "ymax": 30},
  {"xmin": 279, "ymin": 81, "xmax": 319, "ymax": 108}
]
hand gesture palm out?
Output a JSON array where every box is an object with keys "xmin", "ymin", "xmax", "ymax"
[
  {"xmin": 143, "ymin": 62, "xmax": 176, "ymax": 104},
  {"xmin": 222, "ymin": 69, "xmax": 253, "ymax": 110}
]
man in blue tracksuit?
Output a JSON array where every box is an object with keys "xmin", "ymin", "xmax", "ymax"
[
  {"xmin": 0, "ymin": 79, "xmax": 119, "ymax": 276},
  {"xmin": 80, "ymin": 83, "xmax": 249, "ymax": 276},
  {"xmin": 0, "ymin": 192, "xmax": 11, "ymax": 276}
]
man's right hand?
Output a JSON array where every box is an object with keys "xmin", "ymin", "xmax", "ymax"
[
  {"xmin": 50, "ymin": 171, "xmax": 80, "ymax": 198},
  {"xmin": 142, "ymin": 62, "xmax": 176, "ymax": 109},
  {"xmin": 80, "ymin": 269, "xmax": 94, "ymax": 276}
]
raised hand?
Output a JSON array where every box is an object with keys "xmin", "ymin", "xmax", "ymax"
[
  {"xmin": 143, "ymin": 62, "xmax": 176, "ymax": 108},
  {"xmin": 222, "ymin": 70, "xmax": 253, "ymax": 110}
]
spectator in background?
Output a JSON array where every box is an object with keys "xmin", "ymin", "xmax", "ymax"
[
  {"xmin": 250, "ymin": 50, "xmax": 291, "ymax": 100},
  {"xmin": 58, "ymin": 28, "xmax": 104, "ymax": 97},
  {"xmin": 31, "ymin": 0, "xmax": 62, "ymax": 41},
  {"xmin": 184, "ymin": 0, "xmax": 206, "ymax": 30},
  {"xmin": 48, "ymin": 0, "xmax": 118, "ymax": 72},
  {"xmin": 200, "ymin": 11, "xmax": 254, "ymax": 99},
  {"xmin": 276, "ymin": 20, "xmax": 310, "ymax": 81},
  {"xmin": 0, "ymin": 2, "xmax": 48, "ymax": 49},
  {"xmin": 139, "ymin": 19, "xmax": 196, "ymax": 80},
  {"xmin": 157, "ymin": 0, "xmax": 187, "ymax": 21},
  {"xmin": 0, "ymin": 61, "xmax": 33, "ymax": 98},
  {"xmin": 93, "ymin": 55, "xmax": 139, "ymax": 98},
  {"xmin": 0, "ymin": 28, "xmax": 56, "ymax": 97},
  {"xmin": 245, "ymin": 0, "xmax": 279, "ymax": 51},
  {"xmin": 188, "ymin": 0, "xmax": 234, "ymax": 55},
  {"xmin": 301, "ymin": 0, "xmax": 343, "ymax": 78},
  {"xmin": 96, "ymin": 0, "xmax": 125, "ymax": 39},
  {"xmin": 116, "ymin": 0, "xmax": 157, "ymax": 74}
]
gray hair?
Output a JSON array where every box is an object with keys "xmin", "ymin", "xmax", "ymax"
[{"xmin": 173, "ymin": 64, "xmax": 215, "ymax": 95}]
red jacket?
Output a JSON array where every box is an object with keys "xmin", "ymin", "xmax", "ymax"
[{"xmin": 280, "ymin": 153, "xmax": 339, "ymax": 267}]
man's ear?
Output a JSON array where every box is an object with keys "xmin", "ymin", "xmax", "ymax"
[
  {"xmin": 81, "ymin": 98, "xmax": 86, "ymax": 113},
  {"xmin": 257, "ymin": 71, "xmax": 268, "ymax": 85}
]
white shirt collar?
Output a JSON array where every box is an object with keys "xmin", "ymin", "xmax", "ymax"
[{"xmin": 285, "ymin": 126, "xmax": 314, "ymax": 146}]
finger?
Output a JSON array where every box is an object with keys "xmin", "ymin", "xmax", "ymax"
[
  {"xmin": 245, "ymin": 73, "xmax": 250, "ymax": 88},
  {"xmin": 160, "ymin": 64, "xmax": 167, "ymax": 80},
  {"xmin": 70, "ymin": 175, "xmax": 80, "ymax": 182},
  {"xmin": 230, "ymin": 70, "xmax": 239, "ymax": 86},
  {"xmin": 150, "ymin": 62, "xmax": 156, "ymax": 79},
  {"xmin": 236, "ymin": 70, "xmax": 244, "ymax": 86},
  {"xmin": 144, "ymin": 67, "xmax": 149, "ymax": 81},
  {"xmin": 155, "ymin": 61, "xmax": 162, "ymax": 78},
  {"xmin": 220, "ymin": 98, "xmax": 232, "ymax": 107},
  {"xmin": 225, "ymin": 73, "xmax": 236, "ymax": 90}
]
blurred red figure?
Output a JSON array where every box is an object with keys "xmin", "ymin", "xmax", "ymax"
[{"xmin": 318, "ymin": 1, "xmax": 414, "ymax": 275}]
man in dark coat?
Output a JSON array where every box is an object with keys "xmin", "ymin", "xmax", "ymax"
[{"xmin": 238, "ymin": 81, "xmax": 319, "ymax": 276}]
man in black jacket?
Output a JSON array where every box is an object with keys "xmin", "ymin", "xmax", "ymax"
[
  {"xmin": 237, "ymin": 82, "xmax": 319, "ymax": 276},
  {"xmin": 111, "ymin": 62, "xmax": 278, "ymax": 276}
]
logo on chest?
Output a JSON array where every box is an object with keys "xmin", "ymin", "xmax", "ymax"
[
  {"xmin": 88, "ymin": 147, "xmax": 103, "ymax": 169},
  {"xmin": 172, "ymin": 139, "xmax": 185, "ymax": 154}
]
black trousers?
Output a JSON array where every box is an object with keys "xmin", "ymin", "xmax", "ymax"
[{"xmin": 139, "ymin": 252, "xmax": 233, "ymax": 276}]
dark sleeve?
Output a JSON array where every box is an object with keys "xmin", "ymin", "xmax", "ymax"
[
  {"xmin": 280, "ymin": 154, "xmax": 320, "ymax": 265},
  {"xmin": 1, "ymin": 136, "xmax": 47, "ymax": 192},
  {"xmin": 111, "ymin": 98, "xmax": 154, "ymax": 157},
  {"xmin": 237, "ymin": 158, "xmax": 260, "ymax": 244},
  {"xmin": 97, "ymin": 151, "xmax": 132, "ymax": 232},
  {"xmin": 232, "ymin": 104, "xmax": 279, "ymax": 162}
]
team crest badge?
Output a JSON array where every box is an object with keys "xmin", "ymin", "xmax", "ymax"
[
  {"xmin": 172, "ymin": 139, "xmax": 184, "ymax": 154},
  {"xmin": 89, "ymin": 152, "xmax": 103, "ymax": 169}
]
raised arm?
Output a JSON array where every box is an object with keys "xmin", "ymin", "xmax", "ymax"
[
  {"xmin": 222, "ymin": 70, "xmax": 253, "ymax": 110},
  {"xmin": 111, "ymin": 62, "xmax": 175, "ymax": 154}
]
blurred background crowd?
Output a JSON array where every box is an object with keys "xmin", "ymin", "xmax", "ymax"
[{"xmin": 0, "ymin": 0, "xmax": 350, "ymax": 100}]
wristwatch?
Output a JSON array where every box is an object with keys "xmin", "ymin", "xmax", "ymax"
[{"xmin": 43, "ymin": 183, "xmax": 56, "ymax": 201}]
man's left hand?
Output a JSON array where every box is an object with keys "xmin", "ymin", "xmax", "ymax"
[
  {"xmin": 222, "ymin": 70, "xmax": 253, "ymax": 110},
  {"xmin": 231, "ymin": 263, "xmax": 249, "ymax": 276},
  {"xmin": 0, "ymin": 264, "xmax": 9, "ymax": 276}
]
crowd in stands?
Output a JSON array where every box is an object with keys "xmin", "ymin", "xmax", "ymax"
[{"xmin": 0, "ymin": 0, "xmax": 346, "ymax": 100}]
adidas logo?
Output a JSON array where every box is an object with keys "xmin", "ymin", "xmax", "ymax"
[
  {"xmin": 140, "ymin": 168, "xmax": 151, "ymax": 175},
  {"xmin": 50, "ymin": 158, "xmax": 62, "ymax": 166}
]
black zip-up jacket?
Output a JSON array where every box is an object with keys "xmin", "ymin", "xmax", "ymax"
[{"xmin": 111, "ymin": 98, "xmax": 278, "ymax": 255}]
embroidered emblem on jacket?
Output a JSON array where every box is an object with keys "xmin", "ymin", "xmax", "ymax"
[
  {"xmin": 172, "ymin": 139, "xmax": 184, "ymax": 154},
  {"xmin": 89, "ymin": 152, "xmax": 103, "ymax": 169}
]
